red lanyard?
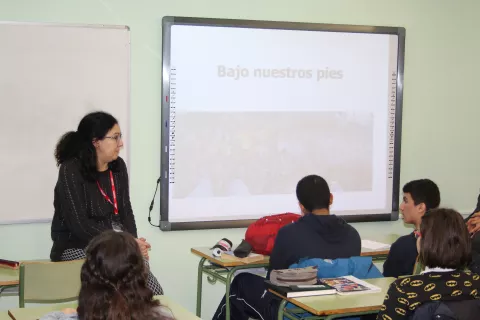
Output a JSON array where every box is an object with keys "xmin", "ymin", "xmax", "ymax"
[{"xmin": 96, "ymin": 171, "xmax": 118, "ymax": 215}]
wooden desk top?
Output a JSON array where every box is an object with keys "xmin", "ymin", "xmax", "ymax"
[
  {"xmin": 7, "ymin": 295, "xmax": 200, "ymax": 320},
  {"xmin": 191, "ymin": 247, "xmax": 270, "ymax": 267},
  {"xmin": 270, "ymin": 277, "xmax": 395, "ymax": 316},
  {"xmin": 192, "ymin": 234, "xmax": 398, "ymax": 266},
  {"xmin": 159, "ymin": 295, "xmax": 201, "ymax": 319},
  {"xmin": 0, "ymin": 314, "xmax": 11, "ymax": 320},
  {"xmin": 0, "ymin": 259, "xmax": 56, "ymax": 287},
  {"xmin": 0, "ymin": 267, "xmax": 19, "ymax": 286},
  {"xmin": 361, "ymin": 248, "xmax": 390, "ymax": 257}
]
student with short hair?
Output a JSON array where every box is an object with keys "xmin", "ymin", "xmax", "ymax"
[
  {"xmin": 383, "ymin": 179, "xmax": 440, "ymax": 278},
  {"xmin": 268, "ymin": 174, "xmax": 361, "ymax": 274},
  {"xmin": 212, "ymin": 175, "xmax": 361, "ymax": 320},
  {"xmin": 377, "ymin": 208, "xmax": 480, "ymax": 320}
]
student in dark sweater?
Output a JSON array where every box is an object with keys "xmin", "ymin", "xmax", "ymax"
[
  {"xmin": 50, "ymin": 111, "xmax": 163, "ymax": 295},
  {"xmin": 466, "ymin": 195, "xmax": 480, "ymax": 235},
  {"xmin": 383, "ymin": 179, "xmax": 440, "ymax": 278},
  {"xmin": 465, "ymin": 195, "xmax": 480, "ymax": 274},
  {"xmin": 377, "ymin": 208, "xmax": 480, "ymax": 320},
  {"xmin": 213, "ymin": 175, "xmax": 361, "ymax": 320}
]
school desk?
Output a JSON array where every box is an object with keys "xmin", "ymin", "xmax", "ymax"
[
  {"xmin": 7, "ymin": 295, "xmax": 200, "ymax": 320},
  {"xmin": 271, "ymin": 277, "xmax": 395, "ymax": 320},
  {"xmin": 191, "ymin": 239, "xmax": 396, "ymax": 319},
  {"xmin": 0, "ymin": 267, "xmax": 19, "ymax": 295}
]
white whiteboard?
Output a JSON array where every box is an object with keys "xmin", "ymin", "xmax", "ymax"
[{"xmin": 0, "ymin": 22, "xmax": 130, "ymax": 224}]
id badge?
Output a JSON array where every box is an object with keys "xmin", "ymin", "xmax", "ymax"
[{"xmin": 112, "ymin": 221, "xmax": 124, "ymax": 232}]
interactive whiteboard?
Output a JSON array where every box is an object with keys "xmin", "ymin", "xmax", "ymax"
[{"xmin": 160, "ymin": 17, "xmax": 405, "ymax": 230}]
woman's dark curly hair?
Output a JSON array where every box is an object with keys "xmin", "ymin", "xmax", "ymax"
[
  {"xmin": 77, "ymin": 231, "xmax": 171, "ymax": 320},
  {"xmin": 54, "ymin": 111, "xmax": 120, "ymax": 182}
]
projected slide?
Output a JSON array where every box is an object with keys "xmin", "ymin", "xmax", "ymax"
[
  {"xmin": 163, "ymin": 20, "xmax": 402, "ymax": 224},
  {"xmin": 172, "ymin": 111, "xmax": 373, "ymax": 198}
]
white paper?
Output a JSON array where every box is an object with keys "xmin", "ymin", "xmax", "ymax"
[{"xmin": 361, "ymin": 240, "xmax": 391, "ymax": 250}]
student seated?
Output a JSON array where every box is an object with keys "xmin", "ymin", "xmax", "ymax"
[
  {"xmin": 383, "ymin": 179, "xmax": 440, "ymax": 278},
  {"xmin": 50, "ymin": 111, "xmax": 163, "ymax": 295},
  {"xmin": 376, "ymin": 208, "xmax": 480, "ymax": 320},
  {"xmin": 212, "ymin": 174, "xmax": 361, "ymax": 320},
  {"xmin": 466, "ymin": 194, "xmax": 480, "ymax": 274},
  {"xmin": 40, "ymin": 231, "xmax": 173, "ymax": 320}
]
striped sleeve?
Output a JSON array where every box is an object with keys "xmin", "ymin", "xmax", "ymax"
[{"xmin": 58, "ymin": 161, "xmax": 109, "ymax": 241}]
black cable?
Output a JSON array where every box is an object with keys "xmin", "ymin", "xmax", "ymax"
[{"xmin": 148, "ymin": 177, "xmax": 161, "ymax": 227}]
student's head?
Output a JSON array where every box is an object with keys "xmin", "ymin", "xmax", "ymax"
[
  {"xmin": 400, "ymin": 179, "xmax": 440, "ymax": 227},
  {"xmin": 54, "ymin": 111, "xmax": 123, "ymax": 181},
  {"xmin": 417, "ymin": 208, "xmax": 471, "ymax": 269},
  {"xmin": 296, "ymin": 175, "xmax": 332, "ymax": 215},
  {"xmin": 78, "ymin": 231, "xmax": 169, "ymax": 320}
]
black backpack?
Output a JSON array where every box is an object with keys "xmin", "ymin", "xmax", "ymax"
[{"xmin": 410, "ymin": 300, "xmax": 480, "ymax": 320}]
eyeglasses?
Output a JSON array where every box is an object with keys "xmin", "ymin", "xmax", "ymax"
[{"xmin": 104, "ymin": 133, "xmax": 123, "ymax": 143}]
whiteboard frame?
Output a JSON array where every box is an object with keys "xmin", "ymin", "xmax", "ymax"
[
  {"xmin": 160, "ymin": 16, "xmax": 405, "ymax": 231},
  {"xmin": 0, "ymin": 21, "xmax": 130, "ymax": 30},
  {"xmin": 0, "ymin": 21, "xmax": 131, "ymax": 225}
]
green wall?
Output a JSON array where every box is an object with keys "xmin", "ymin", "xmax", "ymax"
[{"xmin": 1, "ymin": 0, "xmax": 479, "ymax": 317}]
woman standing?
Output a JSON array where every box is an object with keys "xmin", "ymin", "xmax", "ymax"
[{"xmin": 50, "ymin": 111, "xmax": 163, "ymax": 295}]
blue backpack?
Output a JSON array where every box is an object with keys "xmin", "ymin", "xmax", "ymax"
[{"xmin": 284, "ymin": 256, "xmax": 383, "ymax": 320}]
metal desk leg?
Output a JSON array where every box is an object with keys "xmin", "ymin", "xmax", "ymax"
[
  {"xmin": 197, "ymin": 260, "xmax": 269, "ymax": 320},
  {"xmin": 224, "ymin": 267, "xmax": 236, "ymax": 320},
  {"xmin": 196, "ymin": 257, "xmax": 206, "ymax": 317},
  {"xmin": 277, "ymin": 299, "xmax": 288, "ymax": 320}
]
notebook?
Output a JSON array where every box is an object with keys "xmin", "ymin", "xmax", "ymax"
[
  {"xmin": 265, "ymin": 279, "xmax": 337, "ymax": 298},
  {"xmin": 361, "ymin": 240, "xmax": 391, "ymax": 251}
]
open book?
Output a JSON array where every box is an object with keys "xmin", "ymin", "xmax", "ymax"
[
  {"xmin": 266, "ymin": 275, "xmax": 381, "ymax": 298},
  {"xmin": 320, "ymin": 275, "xmax": 381, "ymax": 295}
]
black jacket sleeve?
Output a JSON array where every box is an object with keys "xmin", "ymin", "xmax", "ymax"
[
  {"xmin": 466, "ymin": 193, "xmax": 480, "ymax": 221},
  {"xmin": 383, "ymin": 234, "xmax": 418, "ymax": 278},
  {"xmin": 58, "ymin": 162, "xmax": 110, "ymax": 242},
  {"xmin": 118, "ymin": 158, "xmax": 138, "ymax": 238},
  {"xmin": 267, "ymin": 227, "xmax": 290, "ymax": 278}
]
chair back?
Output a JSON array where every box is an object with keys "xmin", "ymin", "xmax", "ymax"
[
  {"xmin": 19, "ymin": 259, "xmax": 84, "ymax": 307},
  {"xmin": 412, "ymin": 256, "xmax": 423, "ymax": 275}
]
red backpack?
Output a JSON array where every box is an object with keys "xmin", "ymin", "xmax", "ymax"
[{"xmin": 245, "ymin": 213, "xmax": 301, "ymax": 255}]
